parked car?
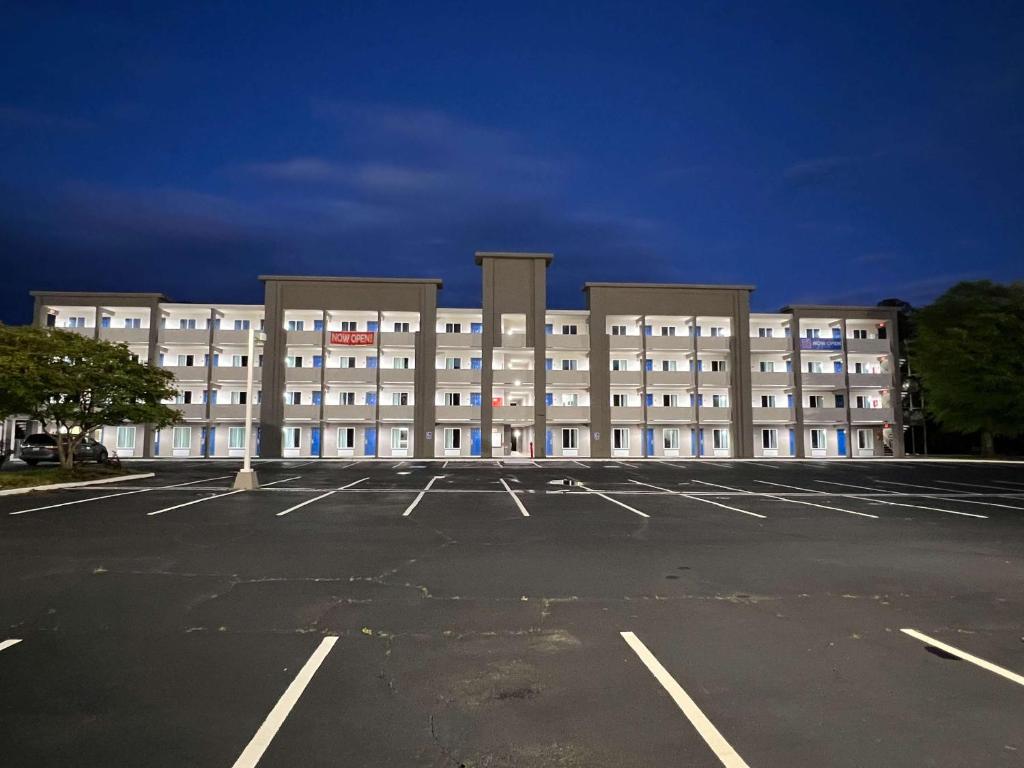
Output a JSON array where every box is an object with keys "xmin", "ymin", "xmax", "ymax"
[{"xmin": 18, "ymin": 433, "xmax": 108, "ymax": 465}]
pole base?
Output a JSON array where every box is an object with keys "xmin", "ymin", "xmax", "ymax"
[{"xmin": 232, "ymin": 468, "xmax": 260, "ymax": 490}]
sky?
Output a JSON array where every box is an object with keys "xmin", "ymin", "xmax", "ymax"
[{"xmin": 1, "ymin": 1, "xmax": 1021, "ymax": 324}]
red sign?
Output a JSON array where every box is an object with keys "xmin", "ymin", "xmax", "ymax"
[{"xmin": 329, "ymin": 331, "xmax": 375, "ymax": 346}]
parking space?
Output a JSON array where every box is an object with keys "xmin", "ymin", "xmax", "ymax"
[{"xmin": 1, "ymin": 459, "xmax": 1022, "ymax": 766}]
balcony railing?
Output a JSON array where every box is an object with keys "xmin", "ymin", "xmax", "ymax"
[
  {"xmin": 435, "ymin": 405, "xmax": 481, "ymax": 421},
  {"xmin": 646, "ymin": 335, "xmax": 690, "ymax": 351},
  {"xmin": 850, "ymin": 406, "xmax": 894, "ymax": 423},
  {"xmin": 848, "ymin": 372, "xmax": 892, "ymax": 388},
  {"xmin": 546, "ymin": 369, "xmax": 589, "ymax": 386},
  {"xmin": 750, "ymin": 371, "xmax": 792, "ymax": 387},
  {"xmin": 324, "ymin": 404, "xmax": 374, "ymax": 421},
  {"xmin": 646, "ymin": 370, "xmax": 694, "ymax": 387},
  {"xmin": 326, "ymin": 367, "xmax": 377, "ymax": 384},
  {"xmin": 546, "ymin": 334, "xmax": 590, "ymax": 351},
  {"xmin": 547, "ymin": 405, "xmax": 590, "ymax": 422},
  {"xmin": 751, "ymin": 406, "xmax": 794, "ymax": 422},
  {"xmin": 749, "ymin": 336, "xmax": 791, "ymax": 352},
  {"xmin": 610, "ymin": 406, "xmax": 644, "ymax": 422},
  {"xmin": 284, "ymin": 367, "xmax": 321, "ymax": 384},
  {"xmin": 698, "ymin": 406, "xmax": 731, "ymax": 422},
  {"xmin": 648, "ymin": 406, "xmax": 695, "ymax": 422},
  {"xmin": 436, "ymin": 368, "xmax": 481, "ymax": 385},
  {"xmin": 802, "ymin": 407, "xmax": 846, "ymax": 423},
  {"xmin": 847, "ymin": 338, "xmax": 890, "ymax": 354}
]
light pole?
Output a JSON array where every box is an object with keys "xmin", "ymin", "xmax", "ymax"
[{"xmin": 233, "ymin": 327, "xmax": 265, "ymax": 490}]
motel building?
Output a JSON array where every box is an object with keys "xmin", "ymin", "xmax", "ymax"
[{"xmin": 21, "ymin": 252, "xmax": 903, "ymax": 460}]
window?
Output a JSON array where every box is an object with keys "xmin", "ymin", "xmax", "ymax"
[
  {"xmin": 445, "ymin": 392, "xmax": 461, "ymax": 406},
  {"xmin": 340, "ymin": 392, "xmax": 356, "ymax": 405},
  {"xmin": 806, "ymin": 361, "xmax": 823, "ymax": 373},
  {"xmin": 857, "ymin": 429, "xmax": 874, "ymax": 449},
  {"xmin": 337, "ymin": 356, "xmax": 356, "ymax": 368},
  {"xmin": 393, "ymin": 357, "xmax": 410, "ymax": 369},
  {"xmin": 177, "ymin": 354, "xmax": 195, "ymax": 367},
  {"xmin": 612, "ymin": 393, "xmax": 628, "ymax": 407},
  {"xmin": 808, "ymin": 395, "xmax": 824, "ymax": 408},
  {"xmin": 393, "ymin": 322, "xmax": 410, "ymax": 333},
  {"xmin": 712, "ymin": 394, "xmax": 728, "ymax": 408},
  {"xmin": 338, "ymin": 427, "xmax": 355, "ymax": 449},
  {"xmin": 172, "ymin": 426, "xmax": 191, "ymax": 450},
  {"xmin": 116, "ymin": 426, "xmax": 135, "ymax": 450},
  {"xmin": 760, "ymin": 394, "xmax": 777, "ymax": 408},
  {"xmin": 179, "ymin": 318, "xmax": 197, "ymax": 330},
  {"xmin": 810, "ymin": 429, "xmax": 827, "ymax": 450},
  {"xmin": 561, "ymin": 324, "xmax": 578, "ymax": 335},
  {"xmin": 229, "ymin": 427, "xmax": 246, "ymax": 449},
  {"xmin": 340, "ymin": 320, "xmax": 358, "ymax": 331},
  {"xmin": 758, "ymin": 327, "xmax": 773, "ymax": 338},
  {"xmin": 661, "ymin": 359, "xmax": 678, "ymax": 372},
  {"xmin": 67, "ymin": 316, "xmax": 87, "ymax": 328},
  {"xmin": 230, "ymin": 391, "xmax": 247, "ymax": 405},
  {"xmin": 562, "ymin": 428, "xmax": 578, "ymax": 449},
  {"xmin": 710, "ymin": 360, "xmax": 727, "ymax": 372},
  {"xmin": 710, "ymin": 326, "xmax": 726, "ymax": 337},
  {"xmin": 233, "ymin": 319, "xmax": 251, "ymax": 330},
  {"xmin": 761, "ymin": 429, "xmax": 777, "ymax": 449},
  {"xmin": 613, "ymin": 428, "xmax": 630, "ymax": 449},
  {"xmin": 282, "ymin": 391, "xmax": 299, "ymax": 405},
  {"xmin": 385, "ymin": 392, "xmax": 407, "ymax": 406},
  {"xmin": 445, "ymin": 357, "xmax": 462, "ymax": 370},
  {"xmin": 662, "ymin": 393, "xmax": 678, "ymax": 407},
  {"xmin": 286, "ymin": 356, "xmax": 303, "ymax": 368},
  {"xmin": 561, "ymin": 392, "xmax": 579, "ymax": 406},
  {"xmin": 444, "ymin": 428, "xmax": 461, "ymax": 449},
  {"xmin": 611, "ymin": 359, "xmax": 628, "ymax": 371},
  {"xmin": 834, "ymin": 393, "xmax": 845, "ymax": 408},
  {"xmin": 123, "ymin": 317, "xmax": 142, "ymax": 329},
  {"xmin": 391, "ymin": 427, "xmax": 409, "ymax": 450},
  {"xmin": 287, "ymin": 320, "xmax": 304, "ymax": 331},
  {"xmin": 660, "ymin": 326, "xmax": 676, "ymax": 336},
  {"xmin": 610, "ymin": 324, "xmax": 627, "ymax": 336},
  {"xmin": 283, "ymin": 427, "xmax": 301, "ymax": 449},
  {"xmin": 852, "ymin": 329, "xmax": 868, "ymax": 339},
  {"xmin": 663, "ymin": 428, "xmax": 680, "ymax": 449},
  {"xmin": 174, "ymin": 391, "xmax": 193, "ymax": 404},
  {"xmin": 444, "ymin": 322, "xmax": 462, "ymax": 333},
  {"xmin": 561, "ymin": 359, "xmax": 578, "ymax": 371},
  {"xmin": 232, "ymin": 354, "xmax": 248, "ymax": 367},
  {"xmin": 805, "ymin": 328, "xmax": 820, "ymax": 339},
  {"xmin": 713, "ymin": 428, "xmax": 729, "ymax": 450},
  {"xmin": 759, "ymin": 361, "xmax": 775, "ymax": 372}
]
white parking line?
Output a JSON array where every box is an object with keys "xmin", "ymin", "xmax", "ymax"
[
  {"xmin": 900, "ymin": 629, "xmax": 1024, "ymax": 687},
  {"xmin": 0, "ymin": 638, "xmax": 23, "ymax": 653},
  {"xmin": 621, "ymin": 631, "xmax": 750, "ymax": 768},
  {"xmin": 148, "ymin": 476, "xmax": 301, "ymax": 516},
  {"xmin": 499, "ymin": 478, "xmax": 530, "ymax": 517},
  {"xmin": 575, "ymin": 482, "xmax": 649, "ymax": 518},
  {"xmin": 933, "ymin": 479, "xmax": 1024, "ymax": 494},
  {"xmin": 338, "ymin": 477, "xmax": 368, "ymax": 490},
  {"xmin": 276, "ymin": 490, "xmax": 336, "ymax": 517},
  {"xmin": 873, "ymin": 480, "xmax": 1024, "ymax": 510},
  {"xmin": 630, "ymin": 480, "xmax": 766, "ymax": 519},
  {"xmin": 9, "ymin": 475, "xmax": 235, "ymax": 516},
  {"xmin": 755, "ymin": 480, "xmax": 826, "ymax": 494},
  {"xmin": 230, "ymin": 636, "xmax": 339, "ymax": 768},
  {"xmin": 691, "ymin": 479, "xmax": 752, "ymax": 494},
  {"xmin": 656, "ymin": 461, "xmax": 686, "ymax": 469},
  {"xmin": 992, "ymin": 479, "xmax": 1024, "ymax": 488},
  {"xmin": 752, "ymin": 481, "xmax": 877, "ymax": 518},
  {"xmin": 814, "ymin": 481, "xmax": 986, "ymax": 519},
  {"xmin": 402, "ymin": 475, "xmax": 442, "ymax": 517}
]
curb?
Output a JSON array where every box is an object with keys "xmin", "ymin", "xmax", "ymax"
[{"xmin": 0, "ymin": 472, "xmax": 156, "ymax": 496}]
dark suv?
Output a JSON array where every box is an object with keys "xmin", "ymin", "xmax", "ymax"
[{"xmin": 18, "ymin": 434, "xmax": 109, "ymax": 465}]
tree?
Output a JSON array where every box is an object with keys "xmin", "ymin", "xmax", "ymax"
[
  {"xmin": 911, "ymin": 281, "xmax": 1024, "ymax": 456},
  {"xmin": 0, "ymin": 324, "xmax": 181, "ymax": 468}
]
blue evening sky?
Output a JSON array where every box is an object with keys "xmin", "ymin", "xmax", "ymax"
[{"xmin": 1, "ymin": 1, "xmax": 1021, "ymax": 323}]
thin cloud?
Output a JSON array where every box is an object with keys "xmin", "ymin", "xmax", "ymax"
[
  {"xmin": 0, "ymin": 104, "xmax": 93, "ymax": 131},
  {"xmin": 781, "ymin": 155, "xmax": 856, "ymax": 187}
]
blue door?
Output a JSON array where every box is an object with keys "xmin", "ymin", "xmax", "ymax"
[
  {"xmin": 365, "ymin": 392, "xmax": 376, "ymax": 406},
  {"xmin": 471, "ymin": 357, "xmax": 482, "ymax": 370},
  {"xmin": 837, "ymin": 429, "xmax": 846, "ymax": 456},
  {"xmin": 471, "ymin": 322, "xmax": 483, "ymax": 334},
  {"xmin": 833, "ymin": 360, "xmax": 843, "ymax": 373},
  {"xmin": 699, "ymin": 428, "xmax": 705, "ymax": 457},
  {"xmin": 646, "ymin": 393, "xmax": 654, "ymax": 406},
  {"xmin": 646, "ymin": 428, "xmax": 655, "ymax": 456},
  {"xmin": 789, "ymin": 429, "xmax": 796, "ymax": 455},
  {"xmin": 311, "ymin": 427, "xmax": 321, "ymax": 457},
  {"xmin": 470, "ymin": 428, "xmax": 481, "ymax": 457},
  {"xmin": 545, "ymin": 392, "xmax": 554, "ymax": 406},
  {"xmin": 470, "ymin": 392, "xmax": 481, "ymax": 406},
  {"xmin": 787, "ymin": 393, "xmax": 794, "ymax": 408},
  {"xmin": 366, "ymin": 356, "xmax": 378, "ymax": 368},
  {"xmin": 208, "ymin": 426, "xmax": 215, "ymax": 455},
  {"xmin": 832, "ymin": 327, "xmax": 842, "ymax": 339},
  {"xmin": 364, "ymin": 428, "xmax": 376, "ymax": 457},
  {"xmin": 545, "ymin": 430, "xmax": 553, "ymax": 456},
  {"xmin": 200, "ymin": 427, "xmax": 208, "ymax": 457},
  {"xmin": 690, "ymin": 429, "xmax": 698, "ymax": 456},
  {"xmin": 367, "ymin": 321, "xmax": 378, "ymax": 332},
  {"xmin": 155, "ymin": 429, "xmax": 161, "ymax": 456},
  {"xmin": 255, "ymin": 427, "xmax": 261, "ymax": 457}
]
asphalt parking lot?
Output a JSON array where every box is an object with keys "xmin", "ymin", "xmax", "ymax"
[{"xmin": 1, "ymin": 458, "xmax": 1022, "ymax": 767}]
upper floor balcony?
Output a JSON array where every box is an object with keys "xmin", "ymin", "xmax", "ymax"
[
  {"xmin": 750, "ymin": 371, "xmax": 792, "ymax": 387},
  {"xmin": 212, "ymin": 329, "xmax": 252, "ymax": 346},
  {"xmin": 848, "ymin": 372, "xmax": 892, "ymax": 388},
  {"xmin": 99, "ymin": 327, "xmax": 150, "ymax": 344},
  {"xmin": 325, "ymin": 367, "xmax": 376, "ymax": 385},
  {"xmin": 547, "ymin": 405, "xmax": 590, "ymax": 423},
  {"xmin": 172, "ymin": 403, "xmax": 207, "ymax": 420},
  {"xmin": 698, "ymin": 370, "xmax": 730, "ymax": 387},
  {"xmin": 286, "ymin": 329, "xmax": 322, "ymax": 346},
  {"xmin": 493, "ymin": 405, "xmax": 534, "ymax": 423},
  {"xmin": 803, "ymin": 407, "xmax": 846, "ymax": 423},
  {"xmin": 324, "ymin": 404, "xmax": 375, "ymax": 422},
  {"xmin": 284, "ymin": 367, "xmax": 322, "ymax": 384},
  {"xmin": 647, "ymin": 370, "xmax": 694, "ymax": 387},
  {"xmin": 436, "ymin": 368, "xmax": 481, "ymax": 385},
  {"xmin": 802, "ymin": 372, "xmax": 845, "ymax": 388},
  {"xmin": 609, "ymin": 370, "xmax": 642, "ymax": 386},
  {"xmin": 850, "ymin": 406, "xmax": 894, "ymax": 423},
  {"xmin": 847, "ymin": 338, "xmax": 890, "ymax": 354},
  {"xmin": 210, "ymin": 403, "xmax": 259, "ymax": 421},
  {"xmin": 380, "ymin": 331, "xmax": 416, "ymax": 348},
  {"xmin": 698, "ymin": 406, "xmax": 731, "ymax": 423},
  {"xmin": 283, "ymin": 404, "xmax": 320, "ymax": 420},
  {"xmin": 379, "ymin": 404, "xmax": 414, "ymax": 422},
  {"xmin": 163, "ymin": 365, "xmax": 208, "ymax": 383},
  {"xmin": 749, "ymin": 336, "xmax": 791, "ymax": 352},
  {"xmin": 546, "ymin": 369, "xmax": 589, "ymax": 387},
  {"xmin": 212, "ymin": 366, "xmax": 262, "ymax": 383},
  {"xmin": 645, "ymin": 335, "xmax": 690, "ymax": 352},
  {"xmin": 610, "ymin": 406, "xmax": 644, "ymax": 422},
  {"xmin": 159, "ymin": 328, "xmax": 209, "ymax": 345},
  {"xmin": 751, "ymin": 406, "xmax": 794, "ymax": 422},
  {"xmin": 436, "ymin": 332, "xmax": 479, "ymax": 349},
  {"xmin": 696, "ymin": 336, "xmax": 731, "ymax": 352},
  {"xmin": 609, "ymin": 335, "xmax": 642, "ymax": 351},
  {"xmin": 546, "ymin": 333, "xmax": 590, "ymax": 351},
  {"xmin": 435, "ymin": 405, "xmax": 481, "ymax": 422},
  {"xmin": 379, "ymin": 368, "xmax": 416, "ymax": 385},
  {"xmin": 648, "ymin": 405, "xmax": 695, "ymax": 422}
]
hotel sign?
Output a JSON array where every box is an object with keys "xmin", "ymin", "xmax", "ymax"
[
  {"xmin": 799, "ymin": 338, "xmax": 842, "ymax": 351},
  {"xmin": 329, "ymin": 331, "xmax": 375, "ymax": 346}
]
